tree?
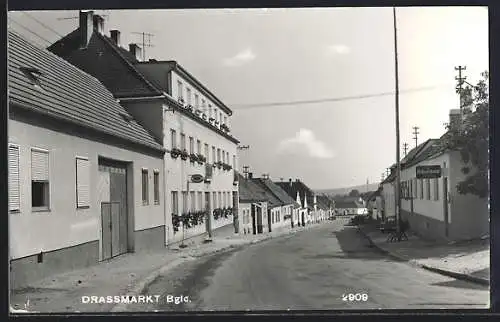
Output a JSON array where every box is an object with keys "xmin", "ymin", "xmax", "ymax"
[
  {"xmin": 348, "ymin": 189, "xmax": 360, "ymax": 197},
  {"xmin": 443, "ymin": 71, "xmax": 489, "ymax": 198}
]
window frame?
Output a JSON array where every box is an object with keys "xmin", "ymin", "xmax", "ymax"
[
  {"xmin": 8, "ymin": 143, "xmax": 21, "ymax": 213},
  {"xmin": 153, "ymin": 170, "xmax": 160, "ymax": 205},
  {"xmin": 181, "ymin": 133, "xmax": 186, "ymax": 150},
  {"xmin": 142, "ymin": 168, "xmax": 149, "ymax": 205},
  {"xmin": 31, "ymin": 147, "xmax": 51, "ymax": 212},
  {"xmin": 170, "ymin": 129, "xmax": 177, "ymax": 149},
  {"xmin": 76, "ymin": 156, "xmax": 91, "ymax": 209},
  {"xmin": 434, "ymin": 178, "xmax": 440, "ymax": 201},
  {"xmin": 172, "ymin": 191, "xmax": 179, "ymax": 215}
]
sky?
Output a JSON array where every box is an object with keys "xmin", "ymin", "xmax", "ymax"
[{"xmin": 8, "ymin": 7, "xmax": 489, "ymax": 190}]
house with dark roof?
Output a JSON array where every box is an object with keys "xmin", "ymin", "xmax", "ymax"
[
  {"xmin": 237, "ymin": 173, "xmax": 270, "ymax": 235},
  {"xmin": 316, "ymin": 195, "xmax": 335, "ymax": 219},
  {"xmin": 8, "ymin": 30, "xmax": 167, "ymax": 289},
  {"xmin": 251, "ymin": 177, "xmax": 299, "ymax": 230},
  {"xmin": 394, "ymin": 110, "xmax": 488, "ymax": 241},
  {"xmin": 275, "ymin": 179, "xmax": 319, "ymax": 225},
  {"xmin": 380, "ymin": 109, "xmax": 488, "ymax": 241},
  {"xmin": 49, "ymin": 11, "xmax": 241, "ymax": 245}
]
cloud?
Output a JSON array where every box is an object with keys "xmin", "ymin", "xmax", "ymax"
[
  {"xmin": 223, "ymin": 48, "xmax": 256, "ymax": 67},
  {"xmin": 326, "ymin": 44, "xmax": 351, "ymax": 55},
  {"xmin": 278, "ymin": 128, "xmax": 335, "ymax": 159}
]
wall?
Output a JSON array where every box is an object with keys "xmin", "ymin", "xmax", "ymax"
[
  {"xmin": 9, "ymin": 118, "xmax": 164, "ymax": 260},
  {"xmin": 171, "ymin": 71, "xmax": 231, "ymax": 128},
  {"xmin": 448, "ymin": 151, "xmax": 489, "ymax": 240},
  {"xmin": 164, "ymin": 103, "xmax": 238, "ymax": 243},
  {"xmin": 382, "ymin": 182, "xmax": 395, "ymax": 219}
]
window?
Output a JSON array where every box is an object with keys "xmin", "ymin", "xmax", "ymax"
[
  {"xmin": 213, "ymin": 192, "xmax": 217, "ymax": 209},
  {"xmin": 208, "ymin": 104, "xmax": 212, "ymax": 116},
  {"xmin": 217, "ymin": 149, "xmax": 221, "ymax": 163},
  {"xmin": 177, "ymin": 81, "xmax": 183, "ymax": 100},
  {"xmin": 190, "ymin": 191, "xmax": 196, "ymax": 211},
  {"xmin": 426, "ymin": 179, "xmax": 431, "ymax": 200},
  {"xmin": 154, "ymin": 171, "xmax": 160, "ymax": 205},
  {"xmin": 202, "ymin": 99, "xmax": 206, "ymax": 109},
  {"xmin": 220, "ymin": 112, "xmax": 223, "ymax": 124},
  {"xmin": 31, "ymin": 148, "xmax": 50, "ymax": 210},
  {"xmin": 142, "ymin": 169, "xmax": 149, "ymax": 205},
  {"xmin": 194, "ymin": 94, "xmax": 199, "ymax": 108},
  {"xmin": 227, "ymin": 152, "xmax": 230, "ymax": 165},
  {"xmin": 172, "ymin": 191, "xmax": 179, "ymax": 215},
  {"xmin": 181, "ymin": 134, "xmax": 186, "ymax": 150},
  {"xmin": 224, "ymin": 116, "xmax": 227, "ymax": 125},
  {"xmin": 212, "ymin": 146, "xmax": 216, "ymax": 163},
  {"xmin": 182, "ymin": 191, "xmax": 188, "ymax": 213},
  {"xmin": 413, "ymin": 178, "xmax": 417, "ymax": 198},
  {"xmin": 198, "ymin": 192, "xmax": 203, "ymax": 211},
  {"xmin": 213, "ymin": 108, "xmax": 217, "ymax": 120},
  {"xmin": 76, "ymin": 157, "xmax": 90, "ymax": 208},
  {"xmin": 186, "ymin": 87, "xmax": 191, "ymax": 105},
  {"xmin": 205, "ymin": 143, "xmax": 209, "ymax": 160},
  {"xmin": 171, "ymin": 129, "xmax": 177, "ymax": 149},
  {"xmin": 8, "ymin": 144, "xmax": 20, "ymax": 212},
  {"xmin": 233, "ymin": 155, "xmax": 236, "ymax": 168},
  {"xmin": 419, "ymin": 179, "xmax": 424, "ymax": 199},
  {"xmin": 189, "ymin": 137, "xmax": 194, "ymax": 154},
  {"xmin": 218, "ymin": 192, "xmax": 222, "ymax": 208},
  {"xmin": 434, "ymin": 178, "xmax": 439, "ymax": 201},
  {"xmin": 197, "ymin": 140, "xmax": 201, "ymax": 154},
  {"xmin": 222, "ymin": 150, "xmax": 225, "ymax": 164}
]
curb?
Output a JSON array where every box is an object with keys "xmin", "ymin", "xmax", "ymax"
[
  {"xmin": 357, "ymin": 226, "xmax": 489, "ymax": 287},
  {"xmin": 110, "ymin": 223, "xmax": 324, "ymax": 312}
]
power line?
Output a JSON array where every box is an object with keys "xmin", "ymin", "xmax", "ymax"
[
  {"xmin": 22, "ymin": 12, "xmax": 64, "ymax": 38},
  {"xmin": 230, "ymin": 84, "xmax": 451, "ymax": 110},
  {"xmin": 8, "ymin": 18, "xmax": 52, "ymax": 46}
]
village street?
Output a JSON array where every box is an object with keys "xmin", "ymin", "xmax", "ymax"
[{"xmin": 126, "ymin": 221, "xmax": 489, "ymax": 311}]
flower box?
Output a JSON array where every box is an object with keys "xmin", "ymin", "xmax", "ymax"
[
  {"xmin": 196, "ymin": 153, "xmax": 206, "ymax": 164},
  {"xmin": 170, "ymin": 148, "xmax": 182, "ymax": 159},
  {"xmin": 221, "ymin": 124, "xmax": 230, "ymax": 132},
  {"xmin": 180, "ymin": 149, "xmax": 189, "ymax": 160},
  {"xmin": 178, "ymin": 97, "xmax": 185, "ymax": 105},
  {"xmin": 189, "ymin": 153, "xmax": 198, "ymax": 163},
  {"xmin": 202, "ymin": 113, "xmax": 207, "ymax": 120}
]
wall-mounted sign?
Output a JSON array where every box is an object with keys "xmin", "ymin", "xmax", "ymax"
[
  {"xmin": 416, "ymin": 165, "xmax": 442, "ymax": 179},
  {"xmin": 191, "ymin": 174, "xmax": 204, "ymax": 183}
]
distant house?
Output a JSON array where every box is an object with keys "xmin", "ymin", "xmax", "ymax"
[
  {"xmin": 334, "ymin": 197, "xmax": 367, "ymax": 216},
  {"xmin": 237, "ymin": 173, "xmax": 268, "ymax": 235},
  {"xmin": 316, "ymin": 195, "xmax": 335, "ymax": 219},
  {"xmin": 8, "ymin": 31, "xmax": 166, "ymax": 289},
  {"xmin": 251, "ymin": 177, "xmax": 298, "ymax": 230},
  {"xmin": 276, "ymin": 179, "xmax": 317, "ymax": 225},
  {"xmin": 364, "ymin": 189, "xmax": 381, "ymax": 220}
]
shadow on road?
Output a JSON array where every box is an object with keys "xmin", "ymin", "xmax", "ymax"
[{"xmin": 430, "ymin": 279, "xmax": 489, "ymax": 290}]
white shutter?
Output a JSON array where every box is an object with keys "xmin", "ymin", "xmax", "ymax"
[
  {"xmin": 31, "ymin": 149, "xmax": 49, "ymax": 181},
  {"xmin": 76, "ymin": 158, "xmax": 90, "ymax": 208},
  {"xmin": 8, "ymin": 145, "xmax": 20, "ymax": 211}
]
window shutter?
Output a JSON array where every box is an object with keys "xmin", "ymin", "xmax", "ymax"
[
  {"xmin": 9, "ymin": 145, "xmax": 20, "ymax": 211},
  {"xmin": 76, "ymin": 158, "xmax": 90, "ymax": 208},
  {"xmin": 31, "ymin": 149, "xmax": 49, "ymax": 181}
]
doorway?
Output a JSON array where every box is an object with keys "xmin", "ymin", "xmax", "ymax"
[{"xmin": 99, "ymin": 160, "xmax": 128, "ymax": 261}]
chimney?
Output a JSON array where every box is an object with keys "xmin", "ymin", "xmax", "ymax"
[
  {"xmin": 248, "ymin": 172, "xmax": 253, "ymax": 179},
  {"xmin": 449, "ymin": 109, "xmax": 462, "ymax": 132},
  {"xmin": 92, "ymin": 15, "xmax": 105, "ymax": 35},
  {"xmin": 129, "ymin": 43, "xmax": 142, "ymax": 61},
  {"xmin": 79, "ymin": 10, "xmax": 94, "ymax": 48},
  {"xmin": 110, "ymin": 30, "xmax": 121, "ymax": 46}
]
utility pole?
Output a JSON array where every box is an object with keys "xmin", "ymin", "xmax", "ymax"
[
  {"xmin": 412, "ymin": 126, "xmax": 420, "ymax": 148},
  {"xmin": 403, "ymin": 142, "xmax": 409, "ymax": 156},
  {"xmin": 132, "ymin": 31, "xmax": 154, "ymax": 61},
  {"xmin": 393, "ymin": 7, "xmax": 402, "ymax": 239},
  {"xmin": 455, "ymin": 66, "xmax": 467, "ymax": 95},
  {"xmin": 237, "ymin": 145, "xmax": 250, "ymax": 174}
]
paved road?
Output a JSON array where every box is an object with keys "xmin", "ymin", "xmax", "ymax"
[{"xmin": 127, "ymin": 221, "xmax": 489, "ymax": 311}]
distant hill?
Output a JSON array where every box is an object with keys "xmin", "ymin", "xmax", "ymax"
[{"xmin": 314, "ymin": 183, "xmax": 380, "ymax": 198}]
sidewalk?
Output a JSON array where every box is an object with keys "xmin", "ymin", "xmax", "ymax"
[
  {"xmin": 358, "ymin": 223, "xmax": 490, "ymax": 286},
  {"xmin": 10, "ymin": 222, "xmax": 323, "ymax": 313}
]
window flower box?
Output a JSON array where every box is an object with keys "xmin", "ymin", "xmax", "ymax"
[
  {"xmin": 172, "ymin": 213, "xmax": 181, "ymax": 232},
  {"xmin": 180, "ymin": 149, "xmax": 189, "ymax": 160},
  {"xmin": 186, "ymin": 105, "xmax": 194, "ymax": 113},
  {"xmin": 221, "ymin": 124, "xmax": 230, "ymax": 132},
  {"xmin": 178, "ymin": 97, "xmax": 185, "ymax": 105},
  {"xmin": 170, "ymin": 148, "xmax": 182, "ymax": 159},
  {"xmin": 202, "ymin": 113, "xmax": 207, "ymax": 120},
  {"xmin": 216, "ymin": 161, "xmax": 223, "ymax": 169},
  {"xmin": 209, "ymin": 117, "xmax": 215, "ymax": 122},
  {"xmin": 189, "ymin": 153, "xmax": 198, "ymax": 163}
]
